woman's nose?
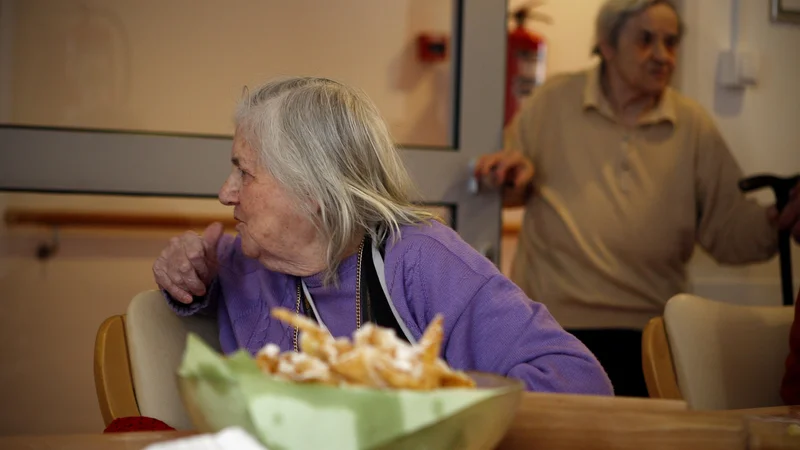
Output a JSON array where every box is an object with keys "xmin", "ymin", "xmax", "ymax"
[
  {"xmin": 219, "ymin": 177, "xmax": 239, "ymax": 206},
  {"xmin": 652, "ymin": 40, "xmax": 671, "ymax": 63}
]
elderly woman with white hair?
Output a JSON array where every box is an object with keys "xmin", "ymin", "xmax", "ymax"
[
  {"xmin": 152, "ymin": 76, "xmax": 613, "ymax": 395},
  {"xmin": 475, "ymin": 0, "xmax": 800, "ymax": 397}
]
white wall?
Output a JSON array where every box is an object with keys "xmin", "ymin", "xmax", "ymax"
[{"xmin": 679, "ymin": 0, "xmax": 800, "ymax": 175}]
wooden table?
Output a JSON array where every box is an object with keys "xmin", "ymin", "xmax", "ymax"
[
  {"xmin": 0, "ymin": 431, "xmax": 194, "ymax": 450},
  {"xmin": 0, "ymin": 398, "xmax": 796, "ymax": 450},
  {"xmin": 497, "ymin": 396, "xmax": 796, "ymax": 450}
]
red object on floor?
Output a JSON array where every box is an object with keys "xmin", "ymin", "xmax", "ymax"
[{"xmin": 103, "ymin": 416, "xmax": 175, "ymax": 433}]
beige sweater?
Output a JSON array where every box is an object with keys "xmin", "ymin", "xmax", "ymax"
[{"xmin": 508, "ymin": 66, "xmax": 778, "ymax": 330}]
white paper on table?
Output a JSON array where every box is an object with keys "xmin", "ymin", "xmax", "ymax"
[{"xmin": 143, "ymin": 427, "xmax": 268, "ymax": 450}]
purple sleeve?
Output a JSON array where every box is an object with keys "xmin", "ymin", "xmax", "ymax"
[
  {"xmin": 399, "ymin": 234, "xmax": 613, "ymax": 395},
  {"xmin": 444, "ymin": 276, "xmax": 614, "ymax": 395}
]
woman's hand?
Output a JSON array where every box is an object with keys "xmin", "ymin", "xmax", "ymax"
[
  {"xmin": 153, "ymin": 222, "xmax": 224, "ymax": 304},
  {"xmin": 473, "ymin": 150, "xmax": 535, "ymax": 207}
]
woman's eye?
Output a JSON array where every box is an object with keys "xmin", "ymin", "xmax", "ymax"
[{"xmin": 639, "ymin": 32, "xmax": 654, "ymax": 47}]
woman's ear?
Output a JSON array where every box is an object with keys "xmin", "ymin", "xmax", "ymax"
[{"xmin": 598, "ymin": 40, "xmax": 616, "ymax": 62}]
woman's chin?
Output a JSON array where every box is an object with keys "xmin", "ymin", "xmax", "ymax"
[
  {"xmin": 238, "ymin": 238, "xmax": 260, "ymax": 259},
  {"xmin": 645, "ymin": 75, "xmax": 670, "ymax": 94}
]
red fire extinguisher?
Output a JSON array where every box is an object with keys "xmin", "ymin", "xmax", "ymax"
[{"xmin": 504, "ymin": 5, "xmax": 548, "ymax": 127}]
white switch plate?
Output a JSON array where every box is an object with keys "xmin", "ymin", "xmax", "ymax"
[{"xmin": 717, "ymin": 50, "xmax": 759, "ymax": 89}]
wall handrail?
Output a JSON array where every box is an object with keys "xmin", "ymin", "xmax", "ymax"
[
  {"xmin": 4, "ymin": 207, "xmax": 522, "ymax": 234},
  {"xmin": 4, "ymin": 208, "xmax": 237, "ymax": 231}
]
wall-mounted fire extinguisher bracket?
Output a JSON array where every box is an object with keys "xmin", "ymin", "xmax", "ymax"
[{"xmin": 417, "ymin": 33, "xmax": 448, "ymax": 63}]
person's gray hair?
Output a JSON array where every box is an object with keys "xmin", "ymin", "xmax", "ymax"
[
  {"xmin": 234, "ymin": 77, "xmax": 434, "ymax": 284},
  {"xmin": 592, "ymin": 0, "xmax": 684, "ymax": 57}
]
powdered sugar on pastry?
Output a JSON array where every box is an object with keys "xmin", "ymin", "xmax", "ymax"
[
  {"xmin": 257, "ymin": 343, "xmax": 280, "ymax": 359},
  {"xmin": 257, "ymin": 307, "xmax": 476, "ymax": 390}
]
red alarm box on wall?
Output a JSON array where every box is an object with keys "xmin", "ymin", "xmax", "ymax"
[{"xmin": 417, "ymin": 33, "xmax": 448, "ymax": 63}]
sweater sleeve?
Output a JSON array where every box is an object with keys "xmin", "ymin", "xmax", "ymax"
[
  {"xmin": 162, "ymin": 279, "xmax": 219, "ymax": 317},
  {"xmin": 448, "ymin": 275, "xmax": 613, "ymax": 395},
  {"xmin": 400, "ymin": 234, "xmax": 613, "ymax": 395},
  {"xmin": 694, "ymin": 111, "xmax": 777, "ymax": 264}
]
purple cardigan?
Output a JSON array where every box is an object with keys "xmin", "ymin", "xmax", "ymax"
[{"xmin": 168, "ymin": 220, "xmax": 612, "ymax": 395}]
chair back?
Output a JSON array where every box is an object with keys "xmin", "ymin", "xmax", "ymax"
[
  {"xmin": 94, "ymin": 290, "xmax": 219, "ymax": 429},
  {"xmin": 644, "ymin": 293, "xmax": 793, "ymax": 410},
  {"xmin": 94, "ymin": 315, "xmax": 140, "ymax": 425},
  {"xmin": 641, "ymin": 316, "xmax": 682, "ymax": 401}
]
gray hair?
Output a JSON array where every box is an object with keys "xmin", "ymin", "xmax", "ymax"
[
  {"xmin": 234, "ymin": 77, "xmax": 434, "ymax": 284},
  {"xmin": 592, "ymin": 0, "xmax": 683, "ymax": 57}
]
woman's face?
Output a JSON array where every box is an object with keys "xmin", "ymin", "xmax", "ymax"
[
  {"xmin": 218, "ymin": 131, "xmax": 322, "ymax": 275},
  {"xmin": 602, "ymin": 3, "xmax": 681, "ymax": 96}
]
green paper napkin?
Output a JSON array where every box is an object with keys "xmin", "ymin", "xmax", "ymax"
[{"xmin": 177, "ymin": 333, "xmax": 522, "ymax": 450}]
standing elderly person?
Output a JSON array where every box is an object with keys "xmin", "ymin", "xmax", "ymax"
[
  {"xmin": 475, "ymin": 0, "xmax": 800, "ymax": 397},
  {"xmin": 153, "ymin": 77, "xmax": 613, "ymax": 395}
]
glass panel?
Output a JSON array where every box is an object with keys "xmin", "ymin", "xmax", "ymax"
[{"xmin": 0, "ymin": 0, "xmax": 456, "ymax": 148}]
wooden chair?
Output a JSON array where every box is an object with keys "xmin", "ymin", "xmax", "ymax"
[
  {"xmin": 641, "ymin": 315, "xmax": 683, "ymax": 401},
  {"xmin": 642, "ymin": 293, "xmax": 794, "ymax": 410},
  {"xmin": 94, "ymin": 315, "xmax": 140, "ymax": 425},
  {"xmin": 94, "ymin": 290, "xmax": 219, "ymax": 429}
]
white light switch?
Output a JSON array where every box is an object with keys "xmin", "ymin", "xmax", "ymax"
[
  {"xmin": 738, "ymin": 51, "xmax": 759, "ymax": 85},
  {"xmin": 717, "ymin": 50, "xmax": 759, "ymax": 89}
]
